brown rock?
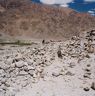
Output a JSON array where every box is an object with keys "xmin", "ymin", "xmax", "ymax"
[{"xmin": 91, "ymin": 82, "xmax": 95, "ymax": 90}]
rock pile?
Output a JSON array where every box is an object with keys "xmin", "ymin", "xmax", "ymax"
[{"xmin": 0, "ymin": 30, "xmax": 95, "ymax": 96}]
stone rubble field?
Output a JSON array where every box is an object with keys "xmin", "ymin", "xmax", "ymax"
[{"xmin": 0, "ymin": 31, "xmax": 95, "ymax": 96}]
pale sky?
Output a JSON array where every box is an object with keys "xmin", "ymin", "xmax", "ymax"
[
  {"xmin": 40, "ymin": 0, "xmax": 95, "ymax": 4},
  {"xmin": 40, "ymin": 0, "xmax": 74, "ymax": 4}
]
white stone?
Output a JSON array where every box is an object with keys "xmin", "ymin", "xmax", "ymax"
[
  {"xmin": 19, "ymin": 71, "xmax": 28, "ymax": 76},
  {"xmin": 15, "ymin": 61, "xmax": 24, "ymax": 68},
  {"xmin": 11, "ymin": 63, "xmax": 15, "ymax": 68},
  {"xmin": 28, "ymin": 66, "xmax": 35, "ymax": 70}
]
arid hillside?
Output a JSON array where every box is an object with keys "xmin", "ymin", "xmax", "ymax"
[{"xmin": 0, "ymin": 0, "xmax": 95, "ymax": 40}]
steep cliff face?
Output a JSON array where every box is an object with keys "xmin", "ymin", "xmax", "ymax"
[{"xmin": 0, "ymin": 0, "xmax": 95, "ymax": 40}]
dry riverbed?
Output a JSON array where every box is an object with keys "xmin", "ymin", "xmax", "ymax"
[{"xmin": 0, "ymin": 31, "xmax": 95, "ymax": 96}]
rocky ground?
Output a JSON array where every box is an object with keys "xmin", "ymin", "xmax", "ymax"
[{"xmin": 0, "ymin": 30, "xmax": 95, "ymax": 96}]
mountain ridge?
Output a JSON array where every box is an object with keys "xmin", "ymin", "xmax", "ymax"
[{"xmin": 0, "ymin": 0, "xmax": 95, "ymax": 40}]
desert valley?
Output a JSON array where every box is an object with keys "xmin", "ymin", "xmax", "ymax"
[{"xmin": 0, "ymin": 0, "xmax": 95, "ymax": 96}]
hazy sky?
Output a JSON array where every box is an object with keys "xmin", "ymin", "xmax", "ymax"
[
  {"xmin": 40, "ymin": 0, "xmax": 95, "ymax": 4},
  {"xmin": 40, "ymin": 0, "xmax": 73, "ymax": 4}
]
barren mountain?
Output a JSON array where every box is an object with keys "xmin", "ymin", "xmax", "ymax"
[{"xmin": 0, "ymin": 0, "xmax": 95, "ymax": 40}]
